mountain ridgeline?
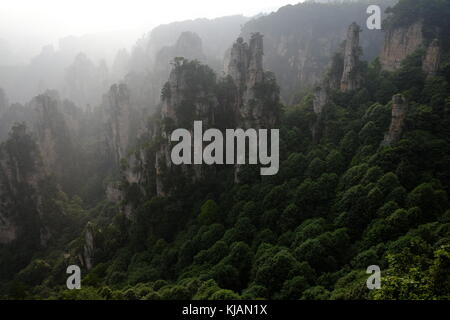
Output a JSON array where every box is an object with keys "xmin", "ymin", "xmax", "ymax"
[{"xmin": 0, "ymin": 0, "xmax": 450, "ymax": 300}]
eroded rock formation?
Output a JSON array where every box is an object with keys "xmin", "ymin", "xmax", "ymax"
[
  {"xmin": 31, "ymin": 92, "xmax": 64, "ymax": 172},
  {"xmin": 155, "ymin": 58, "xmax": 218, "ymax": 195},
  {"xmin": 0, "ymin": 88, "xmax": 7, "ymax": 115},
  {"xmin": 81, "ymin": 223, "xmax": 95, "ymax": 270},
  {"xmin": 340, "ymin": 23, "xmax": 362, "ymax": 92},
  {"xmin": 227, "ymin": 33, "xmax": 278, "ymax": 129},
  {"xmin": 310, "ymin": 23, "xmax": 362, "ymax": 143},
  {"xmin": 0, "ymin": 214, "xmax": 16, "ymax": 244},
  {"xmin": 380, "ymin": 21, "xmax": 424, "ymax": 71},
  {"xmin": 28, "ymin": 90, "xmax": 80, "ymax": 194},
  {"xmin": 311, "ymin": 84, "xmax": 328, "ymax": 143},
  {"xmin": 422, "ymin": 39, "xmax": 441, "ymax": 76},
  {"xmin": 104, "ymin": 83, "xmax": 132, "ymax": 166},
  {"xmin": 0, "ymin": 124, "xmax": 44, "ymax": 245},
  {"xmin": 382, "ymin": 94, "xmax": 408, "ymax": 146},
  {"xmin": 227, "ymin": 34, "xmax": 280, "ymax": 181}
]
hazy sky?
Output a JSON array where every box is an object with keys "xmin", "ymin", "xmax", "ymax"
[
  {"xmin": 0, "ymin": 0, "xmax": 303, "ymax": 65},
  {"xmin": 0, "ymin": 0, "xmax": 301, "ymax": 38}
]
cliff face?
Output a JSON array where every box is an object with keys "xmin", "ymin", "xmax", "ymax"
[
  {"xmin": 0, "ymin": 124, "xmax": 44, "ymax": 245},
  {"xmin": 380, "ymin": 18, "xmax": 443, "ymax": 75},
  {"xmin": 227, "ymin": 34, "xmax": 279, "ymax": 181},
  {"xmin": 104, "ymin": 83, "xmax": 132, "ymax": 166},
  {"xmin": 0, "ymin": 147, "xmax": 20, "ymax": 243},
  {"xmin": 28, "ymin": 91, "xmax": 80, "ymax": 195},
  {"xmin": 382, "ymin": 94, "xmax": 408, "ymax": 146},
  {"xmin": 340, "ymin": 23, "xmax": 362, "ymax": 92},
  {"xmin": 227, "ymin": 33, "xmax": 278, "ymax": 129},
  {"xmin": 0, "ymin": 213, "xmax": 16, "ymax": 244},
  {"xmin": 0, "ymin": 88, "xmax": 7, "ymax": 115},
  {"xmin": 422, "ymin": 39, "xmax": 441, "ymax": 76},
  {"xmin": 313, "ymin": 85, "xmax": 328, "ymax": 116},
  {"xmin": 155, "ymin": 59, "xmax": 217, "ymax": 195},
  {"xmin": 81, "ymin": 223, "xmax": 95, "ymax": 270},
  {"xmin": 380, "ymin": 21, "xmax": 424, "ymax": 71},
  {"xmin": 228, "ymin": 38, "xmax": 250, "ymax": 96},
  {"xmin": 161, "ymin": 59, "xmax": 216, "ymax": 125},
  {"xmin": 31, "ymin": 92, "xmax": 65, "ymax": 172},
  {"xmin": 0, "ymin": 168, "xmax": 18, "ymax": 244},
  {"xmin": 311, "ymin": 22, "xmax": 362, "ymax": 142},
  {"xmin": 311, "ymin": 84, "xmax": 328, "ymax": 143}
]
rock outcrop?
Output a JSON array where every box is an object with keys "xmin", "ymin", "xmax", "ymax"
[
  {"xmin": 31, "ymin": 92, "xmax": 64, "ymax": 172},
  {"xmin": 29, "ymin": 90, "xmax": 79, "ymax": 194},
  {"xmin": 160, "ymin": 60, "xmax": 215, "ymax": 126},
  {"xmin": 227, "ymin": 33, "xmax": 277, "ymax": 129},
  {"xmin": 380, "ymin": 21, "xmax": 424, "ymax": 71},
  {"xmin": 340, "ymin": 23, "xmax": 362, "ymax": 92},
  {"xmin": 422, "ymin": 39, "xmax": 441, "ymax": 76},
  {"xmin": 226, "ymin": 34, "xmax": 280, "ymax": 181},
  {"xmin": 81, "ymin": 223, "xmax": 95, "ymax": 270},
  {"xmin": 313, "ymin": 85, "xmax": 328, "ymax": 116},
  {"xmin": 382, "ymin": 94, "xmax": 408, "ymax": 146},
  {"xmin": 102, "ymin": 83, "xmax": 150, "ymax": 211},
  {"xmin": 104, "ymin": 83, "xmax": 132, "ymax": 166},
  {"xmin": 311, "ymin": 84, "xmax": 329, "ymax": 143},
  {"xmin": 0, "ymin": 124, "xmax": 44, "ymax": 245},
  {"xmin": 0, "ymin": 88, "xmax": 7, "ymax": 115},
  {"xmin": 0, "ymin": 213, "xmax": 16, "ymax": 244},
  {"xmin": 310, "ymin": 23, "xmax": 362, "ymax": 143},
  {"xmin": 0, "ymin": 93, "xmax": 88, "ymax": 247},
  {"xmin": 155, "ymin": 58, "xmax": 217, "ymax": 195},
  {"xmin": 106, "ymin": 182, "xmax": 122, "ymax": 203}
]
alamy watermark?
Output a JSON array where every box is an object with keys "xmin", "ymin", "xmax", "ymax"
[
  {"xmin": 366, "ymin": 5, "xmax": 381, "ymax": 30},
  {"xmin": 66, "ymin": 265, "xmax": 81, "ymax": 290},
  {"xmin": 366, "ymin": 265, "xmax": 381, "ymax": 290},
  {"xmin": 170, "ymin": 121, "xmax": 279, "ymax": 175}
]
